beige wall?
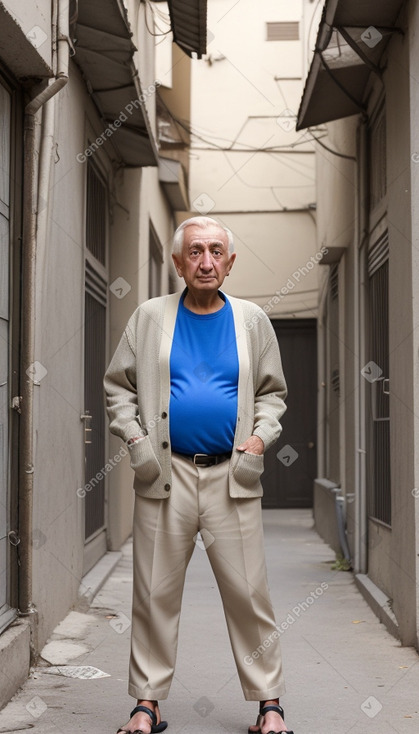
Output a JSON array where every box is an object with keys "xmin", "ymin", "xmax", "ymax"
[
  {"xmin": 32, "ymin": 65, "xmax": 95, "ymax": 648},
  {"xmin": 385, "ymin": 4, "xmax": 417, "ymax": 645},
  {"xmin": 2, "ymin": 0, "xmax": 52, "ymax": 69},
  {"xmin": 408, "ymin": 0, "xmax": 419, "ymax": 651},
  {"xmin": 28, "ymin": 2, "xmax": 176, "ymax": 648},
  {"xmin": 189, "ymin": 0, "xmax": 318, "ymax": 316},
  {"xmin": 311, "ymin": 0, "xmax": 419, "ymax": 646}
]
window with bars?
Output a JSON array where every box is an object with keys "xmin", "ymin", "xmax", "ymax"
[
  {"xmin": 369, "ymin": 107, "xmax": 387, "ymax": 211},
  {"xmin": 326, "ymin": 264, "xmax": 340, "ymax": 484},
  {"xmin": 367, "ymin": 235, "xmax": 391, "ymax": 526},
  {"xmin": 86, "ymin": 161, "xmax": 107, "ymax": 266}
]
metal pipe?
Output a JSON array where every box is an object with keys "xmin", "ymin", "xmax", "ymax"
[
  {"xmin": 335, "ymin": 495, "xmax": 352, "ymax": 564},
  {"xmin": 19, "ymin": 0, "xmax": 70, "ymax": 650}
]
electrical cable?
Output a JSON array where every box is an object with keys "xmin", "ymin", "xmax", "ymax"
[
  {"xmin": 307, "ymin": 127, "xmax": 356, "ymax": 161},
  {"xmin": 157, "ymin": 93, "xmax": 319, "ymax": 153},
  {"xmin": 144, "ymin": 0, "xmax": 172, "ymax": 37}
]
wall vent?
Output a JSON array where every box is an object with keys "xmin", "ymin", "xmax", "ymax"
[
  {"xmin": 266, "ymin": 22, "xmax": 299, "ymax": 41},
  {"xmin": 330, "ymin": 264, "xmax": 339, "ymax": 300}
]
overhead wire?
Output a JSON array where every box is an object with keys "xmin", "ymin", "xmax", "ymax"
[
  {"xmin": 157, "ymin": 93, "xmax": 320, "ymax": 153},
  {"xmin": 144, "ymin": 0, "xmax": 172, "ymax": 37}
]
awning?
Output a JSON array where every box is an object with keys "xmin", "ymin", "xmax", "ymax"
[
  {"xmin": 74, "ymin": 0, "xmax": 159, "ymax": 167},
  {"xmin": 166, "ymin": 0, "xmax": 207, "ymax": 59},
  {"xmin": 296, "ymin": 0, "xmax": 405, "ymax": 130}
]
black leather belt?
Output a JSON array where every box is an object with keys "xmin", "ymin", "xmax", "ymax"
[{"xmin": 176, "ymin": 451, "xmax": 232, "ymax": 467}]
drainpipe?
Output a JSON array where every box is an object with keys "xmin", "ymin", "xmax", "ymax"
[
  {"xmin": 335, "ymin": 494, "xmax": 352, "ymax": 565},
  {"xmin": 355, "ymin": 119, "xmax": 369, "ymax": 575},
  {"xmin": 19, "ymin": 0, "xmax": 70, "ymax": 656}
]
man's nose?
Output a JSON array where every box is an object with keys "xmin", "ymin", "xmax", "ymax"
[{"xmin": 200, "ymin": 250, "xmax": 213, "ymax": 269}]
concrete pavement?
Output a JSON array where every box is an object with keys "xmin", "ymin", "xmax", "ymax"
[{"xmin": 0, "ymin": 509, "xmax": 418, "ymax": 734}]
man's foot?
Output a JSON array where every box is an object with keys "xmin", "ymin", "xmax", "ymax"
[
  {"xmin": 117, "ymin": 700, "xmax": 166, "ymax": 734},
  {"xmin": 248, "ymin": 700, "xmax": 290, "ymax": 734}
]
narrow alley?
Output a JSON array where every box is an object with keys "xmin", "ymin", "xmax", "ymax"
[
  {"xmin": 1, "ymin": 0, "xmax": 419, "ymax": 731},
  {"xmin": 0, "ymin": 510, "xmax": 417, "ymax": 734}
]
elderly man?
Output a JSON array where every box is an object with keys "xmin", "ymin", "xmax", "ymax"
[{"xmin": 104, "ymin": 216, "xmax": 293, "ymax": 734}]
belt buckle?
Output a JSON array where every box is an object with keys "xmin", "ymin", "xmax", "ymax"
[{"xmin": 193, "ymin": 453, "xmax": 210, "ymax": 466}]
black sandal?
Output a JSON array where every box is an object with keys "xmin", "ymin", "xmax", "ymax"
[
  {"xmin": 248, "ymin": 702, "xmax": 294, "ymax": 734},
  {"xmin": 117, "ymin": 704, "xmax": 168, "ymax": 734}
]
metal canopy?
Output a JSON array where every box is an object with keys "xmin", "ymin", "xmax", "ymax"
[
  {"xmin": 296, "ymin": 0, "xmax": 406, "ymax": 130},
  {"xmin": 74, "ymin": 0, "xmax": 159, "ymax": 167},
  {"xmin": 167, "ymin": 0, "xmax": 207, "ymax": 59}
]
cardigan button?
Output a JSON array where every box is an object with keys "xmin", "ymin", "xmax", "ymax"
[
  {"xmin": 162, "ymin": 441, "xmax": 169, "ymax": 449},
  {"xmin": 161, "ymin": 411, "xmax": 168, "ymax": 419},
  {"xmin": 164, "ymin": 484, "xmax": 170, "ymax": 492}
]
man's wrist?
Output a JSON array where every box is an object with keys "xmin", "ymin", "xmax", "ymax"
[{"xmin": 127, "ymin": 435, "xmax": 145, "ymax": 447}]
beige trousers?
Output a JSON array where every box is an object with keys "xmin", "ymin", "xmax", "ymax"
[{"xmin": 128, "ymin": 453, "xmax": 285, "ymax": 701}]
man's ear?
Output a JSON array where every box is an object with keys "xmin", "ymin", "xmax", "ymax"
[
  {"xmin": 172, "ymin": 253, "xmax": 183, "ymax": 277},
  {"xmin": 226, "ymin": 252, "xmax": 237, "ymax": 275}
]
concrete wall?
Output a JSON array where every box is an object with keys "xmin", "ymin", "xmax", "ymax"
[
  {"xmin": 189, "ymin": 0, "xmax": 318, "ymax": 316},
  {"xmin": 24, "ymin": 1, "xmax": 175, "ymax": 652},
  {"xmin": 408, "ymin": 0, "xmax": 419, "ymax": 651},
  {"xmin": 32, "ymin": 65, "xmax": 93, "ymax": 650},
  {"xmin": 384, "ymin": 1, "xmax": 417, "ymax": 645},
  {"xmin": 310, "ymin": 0, "xmax": 419, "ymax": 646},
  {"xmin": 2, "ymin": 0, "xmax": 52, "ymax": 69}
]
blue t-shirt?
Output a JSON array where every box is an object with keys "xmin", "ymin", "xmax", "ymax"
[{"xmin": 169, "ymin": 291, "xmax": 239, "ymax": 455}]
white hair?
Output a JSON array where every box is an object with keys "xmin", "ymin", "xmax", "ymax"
[{"xmin": 172, "ymin": 216, "xmax": 234, "ymax": 255}]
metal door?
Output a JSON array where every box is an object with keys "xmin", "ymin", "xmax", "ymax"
[
  {"xmin": 82, "ymin": 160, "xmax": 108, "ymax": 573},
  {"xmin": 0, "ymin": 81, "xmax": 14, "ymax": 631},
  {"xmin": 366, "ymin": 237, "xmax": 390, "ymax": 526},
  {"xmin": 84, "ymin": 266, "xmax": 107, "ymax": 544},
  {"xmin": 262, "ymin": 319, "xmax": 317, "ymax": 508}
]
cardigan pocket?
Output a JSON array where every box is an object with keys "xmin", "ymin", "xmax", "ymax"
[
  {"xmin": 129, "ymin": 436, "xmax": 162, "ymax": 484},
  {"xmin": 232, "ymin": 451, "xmax": 264, "ymax": 489}
]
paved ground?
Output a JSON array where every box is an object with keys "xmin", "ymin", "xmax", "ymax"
[{"xmin": 0, "ymin": 509, "xmax": 418, "ymax": 734}]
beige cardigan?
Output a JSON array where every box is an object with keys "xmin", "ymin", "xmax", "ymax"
[{"xmin": 104, "ymin": 291, "xmax": 287, "ymax": 499}]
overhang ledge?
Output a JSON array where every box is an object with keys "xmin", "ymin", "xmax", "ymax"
[{"xmin": 296, "ymin": 0, "xmax": 405, "ymax": 131}]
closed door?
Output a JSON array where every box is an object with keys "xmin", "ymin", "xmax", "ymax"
[
  {"xmin": 261, "ymin": 319, "xmax": 317, "ymax": 508},
  {"xmin": 83, "ymin": 263, "xmax": 107, "ymax": 574},
  {"xmin": 82, "ymin": 161, "xmax": 108, "ymax": 573},
  {"xmin": 0, "ymin": 81, "xmax": 13, "ymax": 632}
]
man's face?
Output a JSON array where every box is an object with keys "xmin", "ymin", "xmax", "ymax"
[{"xmin": 172, "ymin": 224, "xmax": 236, "ymax": 294}]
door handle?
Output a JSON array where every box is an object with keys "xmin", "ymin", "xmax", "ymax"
[
  {"xmin": 308, "ymin": 441, "xmax": 315, "ymax": 449},
  {"xmin": 81, "ymin": 411, "xmax": 93, "ymax": 444}
]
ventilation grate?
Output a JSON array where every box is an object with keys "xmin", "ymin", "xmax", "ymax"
[
  {"xmin": 330, "ymin": 264, "xmax": 339, "ymax": 300},
  {"xmin": 266, "ymin": 22, "xmax": 299, "ymax": 41}
]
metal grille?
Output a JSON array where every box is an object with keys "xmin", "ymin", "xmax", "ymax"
[
  {"xmin": 149, "ymin": 222, "xmax": 163, "ymax": 298},
  {"xmin": 330, "ymin": 264, "xmax": 339, "ymax": 299},
  {"xmin": 86, "ymin": 162, "xmax": 106, "ymax": 266},
  {"xmin": 266, "ymin": 21, "xmax": 300, "ymax": 41},
  {"xmin": 368, "ymin": 231, "xmax": 389, "ymax": 276},
  {"xmin": 367, "ymin": 256, "xmax": 391, "ymax": 526},
  {"xmin": 326, "ymin": 265, "xmax": 340, "ymax": 484},
  {"xmin": 84, "ymin": 264, "xmax": 107, "ymax": 540},
  {"xmin": 369, "ymin": 108, "xmax": 386, "ymax": 210}
]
